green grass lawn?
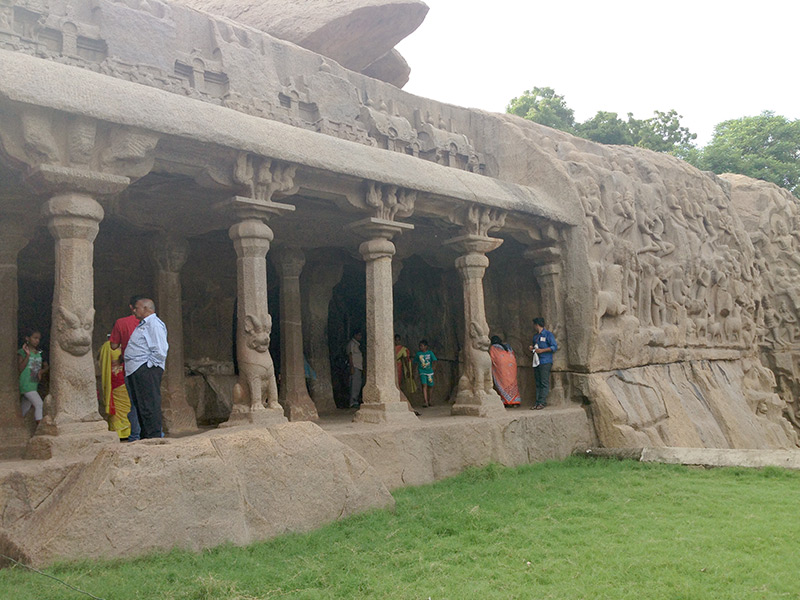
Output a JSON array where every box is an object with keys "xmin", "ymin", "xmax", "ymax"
[{"xmin": 3, "ymin": 457, "xmax": 800, "ymax": 599}]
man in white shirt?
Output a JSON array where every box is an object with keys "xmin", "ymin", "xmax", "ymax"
[
  {"xmin": 124, "ymin": 298, "xmax": 169, "ymax": 439},
  {"xmin": 347, "ymin": 330, "xmax": 363, "ymax": 408}
]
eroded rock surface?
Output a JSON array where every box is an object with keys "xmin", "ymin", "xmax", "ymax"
[
  {"xmin": 177, "ymin": 0, "xmax": 428, "ymax": 84},
  {"xmin": 0, "ymin": 423, "xmax": 393, "ymax": 566}
]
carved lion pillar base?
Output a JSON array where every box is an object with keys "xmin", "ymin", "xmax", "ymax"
[
  {"xmin": 28, "ymin": 190, "xmax": 122, "ymax": 459},
  {"xmin": 274, "ymin": 248, "xmax": 318, "ymax": 422},
  {"xmin": 217, "ymin": 196, "xmax": 293, "ymax": 428},
  {"xmin": 351, "ymin": 218, "xmax": 418, "ymax": 425},
  {"xmin": 446, "ymin": 234, "xmax": 506, "ymax": 418}
]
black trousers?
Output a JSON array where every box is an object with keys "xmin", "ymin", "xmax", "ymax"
[{"xmin": 127, "ymin": 364, "xmax": 164, "ymax": 439}]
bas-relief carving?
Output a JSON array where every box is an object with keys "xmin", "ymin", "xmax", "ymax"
[
  {"xmin": 1, "ymin": 0, "xmax": 486, "ymax": 176},
  {"xmin": 55, "ymin": 305, "xmax": 93, "ymax": 356},
  {"xmin": 723, "ymin": 175, "xmax": 800, "ymax": 439},
  {"xmin": 0, "ymin": 104, "xmax": 157, "ymax": 181},
  {"xmin": 566, "ymin": 156, "xmax": 762, "ymax": 360}
]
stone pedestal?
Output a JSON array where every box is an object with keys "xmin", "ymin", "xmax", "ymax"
[
  {"xmin": 301, "ymin": 256, "xmax": 343, "ymax": 414},
  {"xmin": 150, "ymin": 233, "xmax": 197, "ymax": 433},
  {"xmin": 218, "ymin": 197, "xmax": 292, "ymax": 428},
  {"xmin": 274, "ymin": 248, "xmax": 318, "ymax": 421},
  {"xmin": 28, "ymin": 192, "xmax": 119, "ymax": 458},
  {"xmin": 445, "ymin": 234, "xmax": 506, "ymax": 418},
  {"xmin": 351, "ymin": 218, "xmax": 418, "ymax": 425},
  {"xmin": 0, "ymin": 220, "xmax": 32, "ymax": 458}
]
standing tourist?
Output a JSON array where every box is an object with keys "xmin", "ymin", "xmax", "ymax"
[
  {"xmin": 394, "ymin": 334, "xmax": 417, "ymax": 398},
  {"xmin": 414, "ymin": 339, "xmax": 437, "ymax": 408},
  {"xmin": 529, "ymin": 317, "xmax": 558, "ymax": 410},
  {"xmin": 489, "ymin": 335, "xmax": 521, "ymax": 407},
  {"xmin": 99, "ymin": 336, "xmax": 132, "ymax": 440},
  {"xmin": 124, "ymin": 298, "xmax": 168, "ymax": 439},
  {"xmin": 17, "ymin": 328, "xmax": 48, "ymax": 425},
  {"xmin": 110, "ymin": 295, "xmax": 145, "ymax": 440},
  {"xmin": 347, "ymin": 330, "xmax": 364, "ymax": 408}
]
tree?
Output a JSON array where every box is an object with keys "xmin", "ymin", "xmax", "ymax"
[
  {"xmin": 633, "ymin": 109, "xmax": 697, "ymax": 155},
  {"xmin": 574, "ymin": 111, "xmax": 633, "ymax": 146},
  {"xmin": 696, "ymin": 111, "xmax": 800, "ymax": 196},
  {"xmin": 506, "ymin": 86, "xmax": 575, "ymax": 132},
  {"xmin": 506, "ymin": 87, "xmax": 697, "ymax": 156}
]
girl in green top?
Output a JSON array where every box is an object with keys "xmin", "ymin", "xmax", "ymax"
[{"xmin": 17, "ymin": 329, "xmax": 48, "ymax": 424}]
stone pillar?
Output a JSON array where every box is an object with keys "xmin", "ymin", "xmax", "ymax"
[
  {"xmin": 218, "ymin": 196, "xmax": 293, "ymax": 428},
  {"xmin": 445, "ymin": 234, "xmax": 506, "ymax": 418},
  {"xmin": 150, "ymin": 233, "xmax": 197, "ymax": 433},
  {"xmin": 301, "ymin": 256, "xmax": 343, "ymax": 414},
  {"xmin": 273, "ymin": 248, "xmax": 318, "ymax": 421},
  {"xmin": 351, "ymin": 218, "xmax": 418, "ymax": 424},
  {"xmin": 0, "ymin": 220, "xmax": 32, "ymax": 458},
  {"xmin": 28, "ymin": 192, "xmax": 119, "ymax": 458},
  {"xmin": 526, "ymin": 247, "xmax": 565, "ymax": 350}
]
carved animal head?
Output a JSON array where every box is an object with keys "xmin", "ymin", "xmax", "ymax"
[
  {"xmin": 243, "ymin": 313, "xmax": 271, "ymax": 352},
  {"xmin": 56, "ymin": 306, "xmax": 94, "ymax": 356},
  {"xmin": 469, "ymin": 321, "xmax": 491, "ymax": 352}
]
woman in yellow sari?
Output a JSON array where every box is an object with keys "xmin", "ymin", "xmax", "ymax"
[
  {"xmin": 99, "ymin": 339, "xmax": 132, "ymax": 439},
  {"xmin": 394, "ymin": 335, "xmax": 417, "ymax": 398}
]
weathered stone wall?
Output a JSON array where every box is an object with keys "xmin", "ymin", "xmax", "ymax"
[{"xmin": 1, "ymin": 0, "xmax": 798, "ymax": 449}]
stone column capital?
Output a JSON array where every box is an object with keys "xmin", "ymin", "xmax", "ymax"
[
  {"xmin": 273, "ymin": 247, "xmax": 306, "ymax": 278},
  {"xmin": 216, "ymin": 195, "xmax": 296, "ymax": 223},
  {"xmin": 533, "ymin": 262, "xmax": 562, "ymax": 277},
  {"xmin": 149, "ymin": 233, "xmax": 190, "ymax": 273},
  {"xmin": 444, "ymin": 233, "xmax": 503, "ymax": 256},
  {"xmin": 27, "ymin": 165, "xmax": 130, "ymax": 197},
  {"xmin": 349, "ymin": 216, "xmax": 414, "ymax": 242},
  {"xmin": 43, "ymin": 193, "xmax": 104, "ymax": 242},
  {"xmin": 359, "ymin": 238, "xmax": 396, "ymax": 262}
]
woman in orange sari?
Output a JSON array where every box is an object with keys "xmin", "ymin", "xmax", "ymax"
[
  {"xmin": 489, "ymin": 335, "xmax": 521, "ymax": 406},
  {"xmin": 394, "ymin": 335, "xmax": 417, "ymax": 398},
  {"xmin": 99, "ymin": 338, "xmax": 132, "ymax": 439}
]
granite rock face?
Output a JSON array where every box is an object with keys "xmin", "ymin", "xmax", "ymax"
[
  {"xmin": 177, "ymin": 0, "xmax": 428, "ymax": 85},
  {"xmin": 0, "ymin": 423, "xmax": 393, "ymax": 566}
]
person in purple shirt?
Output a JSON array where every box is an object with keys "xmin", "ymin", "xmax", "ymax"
[{"xmin": 529, "ymin": 317, "xmax": 558, "ymax": 410}]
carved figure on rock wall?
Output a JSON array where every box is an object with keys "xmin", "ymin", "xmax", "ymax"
[
  {"xmin": 762, "ymin": 297, "xmax": 786, "ymax": 347},
  {"xmin": 579, "ymin": 182, "xmax": 612, "ymax": 248},
  {"xmin": 232, "ymin": 313, "xmax": 280, "ymax": 412},
  {"xmin": 611, "ymin": 190, "xmax": 635, "ymax": 238},
  {"xmin": 777, "ymin": 300, "xmax": 798, "ymax": 344},
  {"xmin": 594, "ymin": 262, "xmax": 627, "ymax": 329}
]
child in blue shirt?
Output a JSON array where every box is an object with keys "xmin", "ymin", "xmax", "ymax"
[{"xmin": 414, "ymin": 339, "xmax": 437, "ymax": 408}]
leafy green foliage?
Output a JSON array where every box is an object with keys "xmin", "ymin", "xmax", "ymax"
[
  {"xmin": 507, "ymin": 86, "xmax": 696, "ymax": 155},
  {"xmin": 507, "ymin": 87, "xmax": 799, "ymax": 197},
  {"xmin": 4, "ymin": 458, "xmax": 800, "ymax": 599},
  {"xmin": 692, "ymin": 111, "xmax": 800, "ymax": 195},
  {"xmin": 507, "ymin": 86, "xmax": 576, "ymax": 132}
]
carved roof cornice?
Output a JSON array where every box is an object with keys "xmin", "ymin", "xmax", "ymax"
[{"xmin": 0, "ymin": 50, "xmax": 581, "ymax": 227}]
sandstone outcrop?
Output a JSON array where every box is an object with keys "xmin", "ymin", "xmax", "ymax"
[
  {"xmin": 0, "ymin": 423, "xmax": 393, "ymax": 566},
  {"xmin": 177, "ymin": 0, "xmax": 428, "ymax": 85}
]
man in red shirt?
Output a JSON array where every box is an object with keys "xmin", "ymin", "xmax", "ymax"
[{"xmin": 110, "ymin": 295, "xmax": 145, "ymax": 441}]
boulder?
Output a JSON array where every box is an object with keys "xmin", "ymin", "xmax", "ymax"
[
  {"xmin": 0, "ymin": 422, "xmax": 393, "ymax": 566},
  {"xmin": 178, "ymin": 0, "xmax": 428, "ymax": 81}
]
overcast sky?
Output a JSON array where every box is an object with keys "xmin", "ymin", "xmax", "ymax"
[{"xmin": 396, "ymin": 0, "xmax": 798, "ymax": 146}]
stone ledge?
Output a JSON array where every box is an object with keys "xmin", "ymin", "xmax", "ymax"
[{"xmin": 583, "ymin": 447, "xmax": 800, "ymax": 470}]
